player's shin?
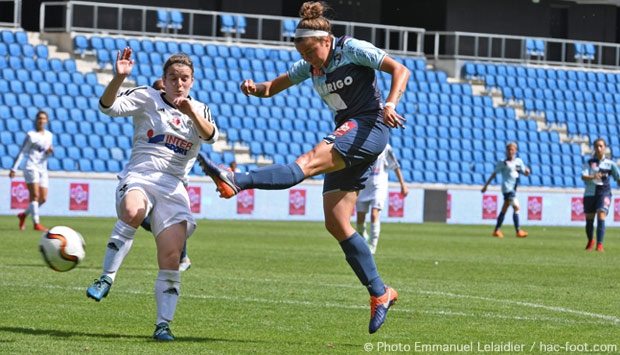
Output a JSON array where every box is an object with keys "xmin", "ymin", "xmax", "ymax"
[
  {"xmin": 101, "ymin": 220, "xmax": 136, "ymax": 279},
  {"xmin": 340, "ymin": 232, "xmax": 385, "ymax": 297}
]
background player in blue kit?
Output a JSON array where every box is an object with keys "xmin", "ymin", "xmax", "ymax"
[
  {"xmin": 481, "ymin": 142, "xmax": 531, "ymax": 238},
  {"xmin": 581, "ymin": 138, "xmax": 620, "ymax": 252},
  {"xmin": 197, "ymin": 1, "xmax": 410, "ymax": 334}
]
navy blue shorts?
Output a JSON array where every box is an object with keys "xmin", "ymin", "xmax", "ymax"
[
  {"xmin": 583, "ymin": 194, "xmax": 612, "ymax": 214},
  {"xmin": 322, "ymin": 117, "xmax": 390, "ymax": 194},
  {"xmin": 503, "ymin": 191, "xmax": 516, "ymax": 201}
]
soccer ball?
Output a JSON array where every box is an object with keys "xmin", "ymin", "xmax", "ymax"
[{"xmin": 39, "ymin": 226, "xmax": 86, "ymax": 272}]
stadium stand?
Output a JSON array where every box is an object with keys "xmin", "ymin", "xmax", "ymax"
[{"xmin": 2, "ymin": 11, "xmax": 617, "ymax": 189}]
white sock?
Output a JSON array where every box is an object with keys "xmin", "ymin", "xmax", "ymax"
[
  {"xmin": 369, "ymin": 221, "xmax": 381, "ymax": 247},
  {"xmin": 30, "ymin": 201, "xmax": 39, "ymax": 224},
  {"xmin": 101, "ymin": 220, "xmax": 136, "ymax": 281},
  {"xmin": 24, "ymin": 204, "xmax": 32, "ymax": 216},
  {"xmin": 155, "ymin": 269, "xmax": 181, "ymax": 324}
]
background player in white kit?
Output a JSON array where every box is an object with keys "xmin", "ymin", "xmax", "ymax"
[
  {"xmin": 9, "ymin": 110, "xmax": 54, "ymax": 231},
  {"xmin": 355, "ymin": 143, "xmax": 409, "ymax": 254},
  {"xmin": 85, "ymin": 49, "xmax": 218, "ymax": 341}
]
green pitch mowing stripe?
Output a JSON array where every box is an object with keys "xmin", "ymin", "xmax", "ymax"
[{"xmin": 0, "ymin": 217, "xmax": 618, "ymax": 354}]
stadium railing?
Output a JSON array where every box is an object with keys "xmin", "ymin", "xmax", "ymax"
[{"xmin": 39, "ymin": 1, "xmax": 425, "ymax": 57}]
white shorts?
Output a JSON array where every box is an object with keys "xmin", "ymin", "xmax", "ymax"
[
  {"xmin": 356, "ymin": 184, "xmax": 388, "ymax": 213},
  {"xmin": 23, "ymin": 168, "xmax": 49, "ymax": 188},
  {"xmin": 116, "ymin": 172, "xmax": 196, "ymax": 238}
]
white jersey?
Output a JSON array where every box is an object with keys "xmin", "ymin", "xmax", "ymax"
[
  {"xmin": 100, "ymin": 86, "xmax": 218, "ymax": 186},
  {"xmin": 356, "ymin": 144, "xmax": 400, "ymax": 209},
  {"xmin": 11, "ymin": 129, "xmax": 53, "ymax": 172},
  {"xmin": 365, "ymin": 144, "xmax": 400, "ymax": 188}
]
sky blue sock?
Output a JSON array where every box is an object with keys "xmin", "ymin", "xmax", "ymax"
[
  {"xmin": 234, "ymin": 163, "xmax": 305, "ymax": 190},
  {"xmin": 596, "ymin": 219, "xmax": 606, "ymax": 244},
  {"xmin": 586, "ymin": 219, "xmax": 594, "ymax": 240},
  {"xmin": 340, "ymin": 232, "xmax": 385, "ymax": 297}
]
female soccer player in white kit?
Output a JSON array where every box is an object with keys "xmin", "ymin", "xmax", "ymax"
[
  {"xmin": 355, "ymin": 143, "xmax": 409, "ymax": 254},
  {"xmin": 9, "ymin": 110, "xmax": 54, "ymax": 231},
  {"xmin": 86, "ymin": 49, "xmax": 218, "ymax": 341}
]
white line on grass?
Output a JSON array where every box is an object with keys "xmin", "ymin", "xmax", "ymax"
[
  {"xmin": 3, "ymin": 281, "xmax": 619, "ymax": 326},
  {"xmin": 418, "ymin": 290, "xmax": 620, "ymax": 324}
]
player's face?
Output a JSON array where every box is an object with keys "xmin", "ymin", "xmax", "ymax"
[
  {"xmin": 35, "ymin": 114, "xmax": 48, "ymax": 131},
  {"xmin": 594, "ymin": 140, "xmax": 606, "ymax": 159},
  {"xmin": 163, "ymin": 64, "xmax": 194, "ymax": 101},
  {"xmin": 295, "ymin": 37, "xmax": 331, "ymax": 69},
  {"xmin": 506, "ymin": 145, "xmax": 517, "ymax": 159}
]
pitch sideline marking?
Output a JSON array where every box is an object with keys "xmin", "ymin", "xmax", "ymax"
[{"xmin": 2, "ymin": 280, "xmax": 618, "ymax": 326}]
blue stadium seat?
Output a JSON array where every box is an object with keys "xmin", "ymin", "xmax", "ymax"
[
  {"xmin": 110, "ymin": 147, "xmax": 125, "ymax": 161},
  {"xmin": 220, "ymin": 14, "xmax": 236, "ymax": 33},
  {"xmin": 92, "ymin": 159, "xmax": 107, "ymax": 172},
  {"xmin": 96, "ymin": 49, "xmax": 111, "ymax": 67},
  {"xmin": 62, "ymin": 158, "xmax": 76, "ymax": 171},
  {"xmin": 72, "ymin": 35, "xmax": 88, "ymax": 56},
  {"xmin": 34, "ymin": 44, "xmax": 49, "ymax": 59},
  {"xmin": 249, "ymin": 141, "xmax": 263, "ymax": 156},
  {"xmin": 107, "ymin": 160, "xmax": 121, "ymax": 172},
  {"xmin": 94, "ymin": 147, "xmax": 109, "ymax": 160}
]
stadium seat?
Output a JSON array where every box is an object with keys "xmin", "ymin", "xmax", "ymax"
[
  {"xmin": 220, "ymin": 14, "xmax": 235, "ymax": 34},
  {"xmin": 62, "ymin": 158, "xmax": 77, "ymax": 171},
  {"xmin": 73, "ymin": 35, "xmax": 90, "ymax": 57},
  {"xmin": 110, "ymin": 147, "xmax": 125, "ymax": 161},
  {"xmin": 156, "ymin": 9, "xmax": 169, "ymax": 32},
  {"xmin": 107, "ymin": 160, "xmax": 121, "ymax": 172},
  {"xmin": 93, "ymin": 159, "xmax": 107, "ymax": 172}
]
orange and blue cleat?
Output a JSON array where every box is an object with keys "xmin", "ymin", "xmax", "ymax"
[
  {"xmin": 369, "ymin": 286, "xmax": 398, "ymax": 334},
  {"xmin": 197, "ymin": 152, "xmax": 239, "ymax": 199}
]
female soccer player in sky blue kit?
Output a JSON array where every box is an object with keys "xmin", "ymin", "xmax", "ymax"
[
  {"xmin": 198, "ymin": 1, "xmax": 409, "ymax": 334},
  {"xmin": 481, "ymin": 142, "xmax": 531, "ymax": 238},
  {"xmin": 581, "ymin": 138, "xmax": 620, "ymax": 252}
]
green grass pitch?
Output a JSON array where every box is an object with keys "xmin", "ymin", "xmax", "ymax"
[{"xmin": 1, "ymin": 216, "xmax": 619, "ymax": 354}]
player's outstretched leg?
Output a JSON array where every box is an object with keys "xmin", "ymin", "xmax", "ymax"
[{"xmin": 196, "ymin": 153, "xmax": 239, "ymax": 198}]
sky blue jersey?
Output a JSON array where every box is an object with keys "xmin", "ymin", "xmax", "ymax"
[
  {"xmin": 494, "ymin": 157, "xmax": 527, "ymax": 194},
  {"xmin": 582, "ymin": 157, "xmax": 620, "ymax": 197},
  {"xmin": 287, "ymin": 36, "xmax": 387, "ymax": 127}
]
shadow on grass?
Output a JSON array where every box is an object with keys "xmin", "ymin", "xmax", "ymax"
[{"xmin": 0, "ymin": 326, "xmax": 360, "ymax": 348}]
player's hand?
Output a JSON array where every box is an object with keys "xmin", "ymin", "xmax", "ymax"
[
  {"xmin": 9, "ymin": 171, "xmax": 15, "ymax": 179},
  {"xmin": 172, "ymin": 97, "xmax": 192, "ymax": 115},
  {"xmin": 240, "ymin": 79, "xmax": 257, "ymax": 96},
  {"xmin": 383, "ymin": 106, "xmax": 406, "ymax": 129},
  {"xmin": 46, "ymin": 146, "xmax": 54, "ymax": 155},
  {"xmin": 401, "ymin": 185, "xmax": 409, "ymax": 197},
  {"xmin": 115, "ymin": 47, "xmax": 134, "ymax": 76}
]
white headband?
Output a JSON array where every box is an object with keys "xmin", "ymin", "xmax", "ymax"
[{"xmin": 294, "ymin": 29, "xmax": 329, "ymax": 38}]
